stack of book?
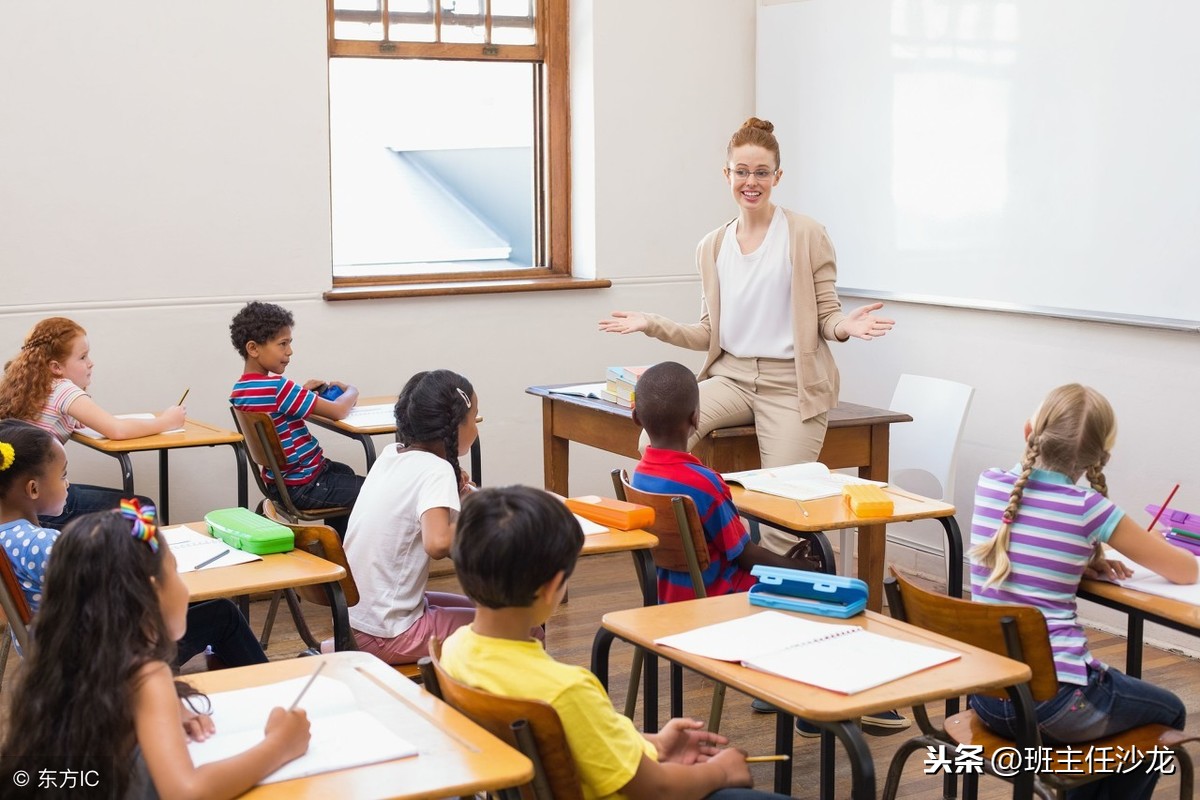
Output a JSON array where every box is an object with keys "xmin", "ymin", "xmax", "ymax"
[{"xmin": 602, "ymin": 365, "xmax": 648, "ymax": 408}]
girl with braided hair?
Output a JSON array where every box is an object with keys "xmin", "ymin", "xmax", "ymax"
[
  {"xmin": 0, "ymin": 317, "xmax": 181, "ymax": 527},
  {"xmin": 968, "ymin": 383, "xmax": 1196, "ymax": 800},
  {"xmin": 344, "ymin": 369, "xmax": 519, "ymax": 664}
]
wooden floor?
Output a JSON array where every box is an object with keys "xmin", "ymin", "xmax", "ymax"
[{"xmin": 6, "ymin": 552, "xmax": 1196, "ymax": 798}]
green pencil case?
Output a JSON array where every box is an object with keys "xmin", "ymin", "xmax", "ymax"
[{"xmin": 204, "ymin": 508, "xmax": 294, "ymax": 555}]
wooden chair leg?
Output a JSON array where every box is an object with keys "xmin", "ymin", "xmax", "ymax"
[
  {"xmin": 623, "ymin": 647, "xmax": 644, "ymax": 720},
  {"xmin": 0, "ymin": 625, "xmax": 11, "ymax": 692},
  {"xmin": 259, "ymin": 590, "xmax": 284, "ymax": 648}
]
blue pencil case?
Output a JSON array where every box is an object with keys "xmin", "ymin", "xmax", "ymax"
[{"xmin": 748, "ymin": 565, "xmax": 868, "ymax": 619}]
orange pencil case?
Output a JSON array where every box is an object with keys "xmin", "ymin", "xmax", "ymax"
[{"xmin": 565, "ymin": 495, "xmax": 655, "ymax": 530}]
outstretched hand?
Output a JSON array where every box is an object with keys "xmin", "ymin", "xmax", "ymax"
[
  {"xmin": 652, "ymin": 718, "xmax": 729, "ymax": 764},
  {"xmin": 839, "ymin": 302, "xmax": 895, "ymax": 341},
  {"xmin": 598, "ymin": 310, "xmax": 648, "ymax": 335}
]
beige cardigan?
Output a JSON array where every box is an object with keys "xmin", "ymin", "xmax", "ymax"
[{"xmin": 643, "ymin": 209, "xmax": 848, "ymax": 420}]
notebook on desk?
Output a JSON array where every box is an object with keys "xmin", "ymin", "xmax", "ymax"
[
  {"xmin": 343, "ymin": 404, "xmax": 396, "ymax": 428},
  {"xmin": 655, "ymin": 609, "xmax": 960, "ymax": 694},
  {"xmin": 723, "ymin": 462, "xmax": 885, "ymax": 502},
  {"xmin": 1110, "ymin": 555, "xmax": 1200, "ymax": 605},
  {"xmin": 189, "ymin": 674, "xmax": 418, "ymax": 783},
  {"xmin": 76, "ymin": 413, "xmax": 186, "ymax": 439}
]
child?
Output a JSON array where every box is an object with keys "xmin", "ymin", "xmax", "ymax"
[
  {"xmin": 0, "ymin": 507, "xmax": 310, "ymax": 800},
  {"xmin": 442, "ymin": 485, "xmax": 791, "ymax": 800},
  {"xmin": 0, "ymin": 419, "xmax": 268, "ymax": 669},
  {"xmin": 969, "ymin": 383, "xmax": 1197, "ymax": 800},
  {"xmin": 0, "ymin": 316, "xmax": 179, "ymax": 526},
  {"xmin": 631, "ymin": 361, "xmax": 822, "ymax": 603},
  {"xmin": 228, "ymin": 301, "xmax": 363, "ymax": 536},
  {"xmin": 343, "ymin": 369, "xmax": 492, "ymax": 664}
]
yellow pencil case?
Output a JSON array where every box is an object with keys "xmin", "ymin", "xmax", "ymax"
[{"xmin": 842, "ymin": 484, "xmax": 893, "ymax": 517}]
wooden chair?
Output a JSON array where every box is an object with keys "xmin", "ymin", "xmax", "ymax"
[
  {"xmin": 0, "ymin": 556, "xmax": 33, "ymax": 692},
  {"xmin": 883, "ymin": 567, "xmax": 1196, "ymax": 799},
  {"xmin": 228, "ymin": 406, "xmax": 352, "ymax": 526},
  {"xmin": 612, "ymin": 468, "xmax": 726, "ymax": 732},
  {"xmin": 258, "ymin": 501, "xmax": 421, "ymax": 681},
  {"xmin": 420, "ymin": 639, "xmax": 583, "ymax": 800}
]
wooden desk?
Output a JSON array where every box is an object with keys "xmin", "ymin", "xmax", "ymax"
[
  {"xmin": 184, "ymin": 651, "xmax": 533, "ymax": 799},
  {"xmin": 176, "ymin": 522, "xmax": 352, "ymax": 651},
  {"xmin": 731, "ymin": 486, "xmax": 963, "ymax": 605},
  {"xmin": 1079, "ymin": 578, "xmax": 1200, "ymax": 678},
  {"xmin": 309, "ymin": 395, "xmax": 483, "ymax": 485},
  {"xmin": 71, "ymin": 419, "xmax": 247, "ymax": 524},
  {"xmin": 592, "ymin": 593, "xmax": 1029, "ymax": 799},
  {"xmin": 528, "ymin": 385, "xmax": 912, "ymax": 611}
]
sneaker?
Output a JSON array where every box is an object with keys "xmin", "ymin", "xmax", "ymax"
[
  {"xmin": 860, "ymin": 709, "xmax": 911, "ymax": 731},
  {"xmin": 794, "ymin": 717, "xmax": 822, "ymax": 738},
  {"xmin": 750, "ymin": 698, "xmax": 779, "ymax": 713}
]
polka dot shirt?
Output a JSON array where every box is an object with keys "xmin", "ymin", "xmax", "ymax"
[{"xmin": 1, "ymin": 519, "xmax": 59, "ymax": 613}]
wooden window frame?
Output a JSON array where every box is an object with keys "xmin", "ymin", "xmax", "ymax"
[{"xmin": 325, "ymin": 0, "xmax": 603, "ymax": 300}]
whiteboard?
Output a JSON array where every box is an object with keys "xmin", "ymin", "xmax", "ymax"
[{"xmin": 757, "ymin": 0, "xmax": 1200, "ymax": 326}]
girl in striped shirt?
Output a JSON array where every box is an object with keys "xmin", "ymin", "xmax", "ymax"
[{"xmin": 969, "ymin": 383, "xmax": 1197, "ymax": 799}]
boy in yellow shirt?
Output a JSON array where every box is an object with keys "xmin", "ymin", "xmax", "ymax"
[{"xmin": 439, "ymin": 485, "xmax": 791, "ymax": 800}]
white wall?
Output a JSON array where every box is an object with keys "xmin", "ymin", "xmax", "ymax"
[{"xmin": 0, "ymin": 0, "xmax": 757, "ymax": 522}]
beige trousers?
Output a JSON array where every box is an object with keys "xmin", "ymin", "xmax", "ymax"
[{"xmin": 641, "ymin": 353, "xmax": 828, "ymax": 555}]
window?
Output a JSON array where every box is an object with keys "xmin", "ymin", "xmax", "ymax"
[{"xmin": 326, "ymin": 0, "xmax": 582, "ymax": 298}]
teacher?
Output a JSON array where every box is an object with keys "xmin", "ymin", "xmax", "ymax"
[{"xmin": 599, "ymin": 117, "xmax": 893, "ymax": 554}]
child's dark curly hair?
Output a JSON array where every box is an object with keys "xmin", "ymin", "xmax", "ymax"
[
  {"xmin": 394, "ymin": 370, "xmax": 474, "ymax": 481},
  {"xmin": 229, "ymin": 301, "xmax": 294, "ymax": 358}
]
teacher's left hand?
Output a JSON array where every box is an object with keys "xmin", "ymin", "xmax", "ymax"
[{"xmin": 840, "ymin": 302, "xmax": 895, "ymax": 341}]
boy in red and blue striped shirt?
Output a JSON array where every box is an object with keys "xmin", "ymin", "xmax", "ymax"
[{"xmin": 229, "ymin": 301, "xmax": 364, "ymax": 535}]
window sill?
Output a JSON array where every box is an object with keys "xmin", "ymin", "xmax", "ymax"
[{"xmin": 323, "ymin": 275, "xmax": 612, "ymax": 301}]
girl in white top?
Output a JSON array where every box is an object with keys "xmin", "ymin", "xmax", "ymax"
[
  {"xmin": 600, "ymin": 117, "xmax": 894, "ymax": 555},
  {"xmin": 343, "ymin": 369, "xmax": 486, "ymax": 664},
  {"xmin": 0, "ymin": 317, "xmax": 186, "ymax": 528}
]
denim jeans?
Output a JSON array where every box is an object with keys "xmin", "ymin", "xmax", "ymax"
[
  {"xmin": 38, "ymin": 483, "xmax": 155, "ymax": 530},
  {"xmin": 267, "ymin": 460, "xmax": 363, "ymax": 537},
  {"xmin": 174, "ymin": 599, "xmax": 268, "ymax": 669},
  {"xmin": 970, "ymin": 665, "xmax": 1185, "ymax": 800}
]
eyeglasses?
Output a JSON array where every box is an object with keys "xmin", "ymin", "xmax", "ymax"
[{"xmin": 728, "ymin": 168, "xmax": 777, "ymax": 181}]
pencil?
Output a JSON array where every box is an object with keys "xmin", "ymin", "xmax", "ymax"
[
  {"xmin": 288, "ymin": 661, "xmax": 327, "ymax": 711},
  {"xmin": 1147, "ymin": 484, "xmax": 1180, "ymax": 533},
  {"xmin": 177, "ymin": 388, "xmax": 190, "ymax": 406},
  {"xmin": 745, "ymin": 755, "xmax": 790, "ymax": 763},
  {"xmin": 794, "ymin": 499, "xmax": 809, "ymax": 518},
  {"xmin": 194, "ymin": 549, "xmax": 230, "ymax": 569}
]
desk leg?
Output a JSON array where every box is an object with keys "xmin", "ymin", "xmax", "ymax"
[
  {"xmin": 470, "ymin": 436, "xmax": 482, "ymax": 487},
  {"xmin": 940, "ymin": 516, "xmax": 964, "ymax": 598},
  {"xmin": 158, "ymin": 450, "xmax": 170, "ymax": 524},
  {"xmin": 821, "ymin": 722, "xmax": 874, "ymax": 800},
  {"xmin": 542, "ymin": 398, "xmax": 569, "ymax": 495},
  {"xmin": 1126, "ymin": 614, "xmax": 1145, "ymax": 678},
  {"xmin": 591, "ymin": 628, "xmax": 658, "ymax": 731},
  {"xmin": 115, "ymin": 453, "xmax": 135, "ymax": 495},
  {"xmin": 590, "ymin": 628, "xmax": 613, "ymax": 688},
  {"xmin": 231, "ymin": 442, "xmax": 249, "ymax": 509},
  {"xmin": 356, "ymin": 433, "xmax": 379, "ymax": 471},
  {"xmin": 774, "ymin": 713, "xmax": 795, "ymax": 796}
]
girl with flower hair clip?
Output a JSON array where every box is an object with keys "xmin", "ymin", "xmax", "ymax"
[
  {"xmin": 968, "ymin": 383, "xmax": 1197, "ymax": 800},
  {"xmin": 0, "ymin": 317, "xmax": 184, "ymax": 527},
  {"xmin": 1, "ymin": 503, "xmax": 311, "ymax": 800}
]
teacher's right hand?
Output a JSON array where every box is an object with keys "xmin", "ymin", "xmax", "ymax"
[{"xmin": 599, "ymin": 310, "xmax": 648, "ymax": 334}]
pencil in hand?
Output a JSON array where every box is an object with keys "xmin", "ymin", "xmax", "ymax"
[
  {"xmin": 177, "ymin": 388, "xmax": 190, "ymax": 406},
  {"xmin": 745, "ymin": 754, "xmax": 790, "ymax": 763},
  {"xmin": 288, "ymin": 662, "xmax": 327, "ymax": 711}
]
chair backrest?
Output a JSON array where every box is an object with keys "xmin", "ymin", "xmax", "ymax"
[
  {"xmin": 888, "ymin": 374, "xmax": 974, "ymax": 501},
  {"xmin": 884, "ymin": 567, "xmax": 1059, "ymax": 701},
  {"xmin": 230, "ymin": 406, "xmax": 323, "ymax": 522},
  {"xmin": 611, "ymin": 469, "xmax": 711, "ymax": 596},
  {"xmin": 260, "ymin": 501, "xmax": 360, "ymax": 608},
  {"xmin": 0, "ymin": 554, "xmax": 32, "ymax": 652},
  {"xmin": 423, "ymin": 640, "xmax": 584, "ymax": 800}
]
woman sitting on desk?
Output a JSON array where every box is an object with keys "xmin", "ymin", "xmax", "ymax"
[{"xmin": 599, "ymin": 117, "xmax": 893, "ymax": 556}]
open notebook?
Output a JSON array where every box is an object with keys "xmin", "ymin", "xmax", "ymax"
[
  {"xmin": 162, "ymin": 526, "xmax": 261, "ymax": 572},
  {"xmin": 654, "ymin": 610, "xmax": 960, "ymax": 694},
  {"xmin": 1110, "ymin": 554, "xmax": 1200, "ymax": 605},
  {"xmin": 189, "ymin": 675, "xmax": 417, "ymax": 783},
  {"xmin": 343, "ymin": 403, "xmax": 396, "ymax": 428},
  {"xmin": 76, "ymin": 413, "xmax": 185, "ymax": 439},
  {"xmin": 723, "ymin": 462, "xmax": 885, "ymax": 502}
]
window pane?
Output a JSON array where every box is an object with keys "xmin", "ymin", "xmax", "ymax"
[
  {"xmin": 491, "ymin": 0, "xmax": 536, "ymax": 45},
  {"xmin": 441, "ymin": 0, "xmax": 486, "ymax": 44},
  {"xmin": 387, "ymin": 0, "xmax": 435, "ymax": 43},
  {"xmin": 329, "ymin": 59, "xmax": 536, "ymax": 276},
  {"xmin": 332, "ymin": 0, "xmax": 384, "ymax": 41}
]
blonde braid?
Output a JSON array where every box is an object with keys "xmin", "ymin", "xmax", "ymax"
[{"xmin": 972, "ymin": 437, "xmax": 1040, "ymax": 589}]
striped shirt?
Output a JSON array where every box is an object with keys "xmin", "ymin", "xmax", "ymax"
[
  {"xmin": 229, "ymin": 373, "xmax": 324, "ymax": 485},
  {"xmin": 970, "ymin": 466, "xmax": 1123, "ymax": 685},
  {"xmin": 632, "ymin": 447, "xmax": 756, "ymax": 603},
  {"xmin": 34, "ymin": 379, "xmax": 87, "ymax": 443}
]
